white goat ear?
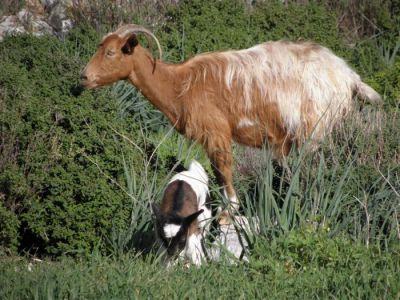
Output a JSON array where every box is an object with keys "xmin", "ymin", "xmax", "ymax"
[{"xmin": 184, "ymin": 209, "xmax": 204, "ymax": 225}]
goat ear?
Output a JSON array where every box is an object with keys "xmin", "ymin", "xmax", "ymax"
[
  {"xmin": 121, "ymin": 34, "xmax": 138, "ymax": 55},
  {"xmin": 184, "ymin": 209, "xmax": 204, "ymax": 226},
  {"xmin": 151, "ymin": 202, "xmax": 162, "ymax": 219}
]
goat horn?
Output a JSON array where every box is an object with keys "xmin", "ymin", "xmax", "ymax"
[{"xmin": 115, "ymin": 24, "xmax": 163, "ymax": 61}]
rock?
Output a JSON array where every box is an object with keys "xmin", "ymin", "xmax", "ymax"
[
  {"xmin": 47, "ymin": 0, "xmax": 73, "ymax": 36},
  {"xmin": 42, "ymin": 0, "xmax": 59, "ymax": 11},
  {"xmin": 0, "ymin": 15, "xmax": 26, "ymax": 42},
  {"xmin": 0, "ymin": 0, "xmax": 73, "ymax": 42},
  {"xmin": 32, "ymin": 19, "xmax": 54, "ymax": 36},
  {"xmin": 17, "ymin": 9, "xmax": 54, "ymax": 36},
  {"xmin": 26, "ymin": 0, "xmax": 45, "ymax": 15}
]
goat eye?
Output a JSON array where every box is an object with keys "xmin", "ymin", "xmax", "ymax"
[{"xmin": 106, "ymin": 50, "xmax": 115, "ymax": 57}]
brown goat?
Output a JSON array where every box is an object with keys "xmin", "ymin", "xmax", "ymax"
[{"xmin": 80, "ymin": 24, "xmax": 381, "ymax": 212}]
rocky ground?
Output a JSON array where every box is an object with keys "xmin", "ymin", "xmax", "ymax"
[{"xmin": 0, "ymin": 0, "xmax": 73, "ymax": 41}]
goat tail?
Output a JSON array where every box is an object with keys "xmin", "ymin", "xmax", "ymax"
[{"xmin": 354, "ymin": 80, "xmax": 382, "ymax": 104}]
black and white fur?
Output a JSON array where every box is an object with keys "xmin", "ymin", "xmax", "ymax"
[{"xmin": 151, "ymin": 160, "xmax": 211, "ymax": 266}]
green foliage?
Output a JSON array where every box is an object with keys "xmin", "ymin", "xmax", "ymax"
[
  {"xmin": 369, "ymin": 0, "xmax": 400, "ymax": 50},
  {"xmin": 0, "ymin": 231, "xmax": 399, "ymax": 299},
  {"xmin": 249, "ymin": 230, "xmax": 400, "ymax": 298},
  {"xmin": 160, "ymin": 0, "xmax": 347, "ymax": 62},
  {"xmin": 112, "ymin": 81, "xmax": 168, "ymax": 130},
  {"xmin": 0, "ymin": 200, "xmax": 20, "ymax": 255},
  {"xmin": 252, "ymin": 229, "xmax": 383, "ymax": 273},
  {"xmin": 149, "ymin": 130, "xmax": 212, "ymax": 173},
  {"xmin": 251, "ymin": 1, "xmax": 346, "ymax": 54},
  {"xmin": 368, "ymin": 59, "xmax": 400, "ymax": 109},
  {"xmin": 0, "ymin": 30, "xmax": 146, "ymax": 256},
  {"xmin": 161, "ymin": 0, "xmax": 251, "ymax": 60}
]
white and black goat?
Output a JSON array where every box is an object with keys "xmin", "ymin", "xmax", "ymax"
[{"xmin": 151, "ymin": 160, "xmax": 211, "ymax": 266}]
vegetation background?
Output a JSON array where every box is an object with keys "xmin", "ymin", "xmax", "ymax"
[{"xmin": 0, "ymin": 0, "xmax": 399, "ymax": 298}]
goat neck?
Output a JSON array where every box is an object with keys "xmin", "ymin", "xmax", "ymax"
[{"xmin": 127, "ymin": 46, "xmax": 181, "ymax": 126}]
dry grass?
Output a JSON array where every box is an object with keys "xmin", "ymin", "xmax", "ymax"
[{"xmin": 69, "ymin": 0, "xmax": 178, "ymax": 31}]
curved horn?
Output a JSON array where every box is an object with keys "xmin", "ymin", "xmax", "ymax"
[{"xmin": 115, "ymin": 24, "xmax": 163, "ymax": 61}]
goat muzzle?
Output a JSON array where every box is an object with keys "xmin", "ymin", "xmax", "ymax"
[
  {"xmin": 80, "ymin": 73, "xmax": 88, "ymax": 82},
  {"xmin": 79, "ymin": 72, "xmax": 97, "ymax": 89}
]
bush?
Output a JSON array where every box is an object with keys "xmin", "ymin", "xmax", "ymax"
[
  {"xmin": 0, "ymin": 199, "xmax": 20, "ymax": 255},
  {"xmin": 368, "ymin": 59, "xmax": 400, "ymax": 109},
  {"xmin": 160, "ymin": 0, "xmax": 348, "ymax": 61},
  {"xmin": 249, "ymin": 229, "xmax": 400, "ymax": 298},
  {"xmin": 160, "ymin": 0, "xmax": 251, "ymax": 61},
  {"xmin": 251, "ymin": 1, "xmax": 346, "ymax": 53},
  {"xmin": 0, "ymin": 30, "xmax": 146, "ymax": 256}
]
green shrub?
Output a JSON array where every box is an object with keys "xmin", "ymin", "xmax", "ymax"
[
  {"xmin": 251, "ymin": 229, "xmax": 378, "ymax": 272},
  {"xmin": 251, "ymin": 1, "xmax": 346, "ymax": 54},
  {"xmin": 160, "ymin": 0, "xmax": 251, "ymax": 61},
  {"xmin": 367, "ymin": 59, "xmax": 400, "ymax": 109},
  {"xmin": 0, "ymin": 199, "xmax": 20, "ymax": 255},
  {"xmin": 160, "ymin": 0, "xmax": 348, "ymax": 61},
  {"xmin": 0, "ymin": 31, "xmax": 146, "ymax": 256},
  {"xmin": 250, "ymin": 229, "xmax": 400, "ymax": 299}
]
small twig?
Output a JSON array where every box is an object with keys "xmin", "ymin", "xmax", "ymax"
[
  {"xmin": 378, "ymin": 169, "xmax": 400, "ymax": 198},
  {"xmin": 354, "ymin": 195, "xmax": 370, "ymax": 248},
  {"xmin": 109, "ymin": 126, "xmax": 144, "ymax": 155},
  {"xmin": 395, "ymin": 208, "xmax": 400, "ymax": 240},
  {"xmin": 144, "ymin": 122, "xmax": 177, "ymax": 172},
  {"xmin": 359, "ymin": 11, "xmax": 382, "ymax": 34},
  {"xmin": 82, "ymin": 152, "xmax": 138, "ymax": 203}
]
